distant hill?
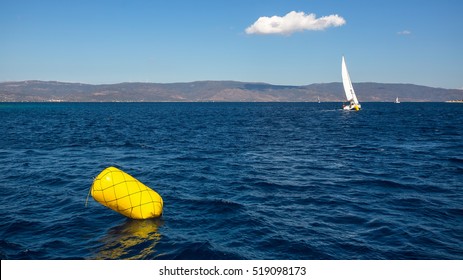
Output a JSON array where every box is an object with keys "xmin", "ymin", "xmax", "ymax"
[{"xmin": 0, "ymin": 80, "xmax": 461, "ymax": 102}]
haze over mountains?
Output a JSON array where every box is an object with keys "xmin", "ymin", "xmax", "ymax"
[{"xmin": 0, "ymin": 80, "xmax": 461, "ymax": 102}]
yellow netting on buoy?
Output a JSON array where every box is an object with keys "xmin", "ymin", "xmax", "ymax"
[{"xmin": 89, "ymin": 166, "xmax": 163, "ymax": 219}]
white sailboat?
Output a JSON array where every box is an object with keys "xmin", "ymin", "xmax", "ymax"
[
  {"xmin": 341, "ymin": 56, "xmax": 361, "ymax": 111},
  {"xmin": 394, "ymin": 97, "xmax": 400, "ymax": 103}
]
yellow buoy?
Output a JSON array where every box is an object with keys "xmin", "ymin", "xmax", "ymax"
[{"xmin": 89, "ymin": 167, "xmax": 163, "ymax": 219}]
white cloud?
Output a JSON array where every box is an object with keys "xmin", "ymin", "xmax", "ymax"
[
  {"xmin": 397, "ymin": 30, "xmax": 412, "ymax": 35},
  {"xmin": 245, "ymin": 11, "xmax": 346, "ymax": 35}
]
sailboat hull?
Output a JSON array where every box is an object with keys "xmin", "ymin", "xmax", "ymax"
[{"xmin": 343, "ymin": 103, "xmax": 361, "ymax": 111}]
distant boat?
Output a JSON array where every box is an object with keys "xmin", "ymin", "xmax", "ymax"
[
  {"xmin": 341, "ymin": 56, "xmax": 361, "ymax": 111},
  {"xmin": 317, "ymin": 96, "xmax": 321, "ymax": 103},
  {"xmin": 394, "ymin": 97, "xmax": 400, "ymax": 103}
]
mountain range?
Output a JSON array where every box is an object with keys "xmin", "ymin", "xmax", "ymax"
[{"xmin": 0, "ymin": 80, "xmax": 462, "ymax": 102}]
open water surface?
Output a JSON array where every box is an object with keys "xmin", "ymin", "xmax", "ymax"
[{"xmin": 0, "ymin": 102, "xmax": 462, "ymax": 259}]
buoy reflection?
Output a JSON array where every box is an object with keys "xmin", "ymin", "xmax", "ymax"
[{"xmin": 95, "ymin": 218, "xmax": 163, "ymax": 259}]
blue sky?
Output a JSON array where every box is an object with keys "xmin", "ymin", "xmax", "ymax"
[{"xmin": 1, "ymin": 0, "xmax": 462, "ymax": 88}]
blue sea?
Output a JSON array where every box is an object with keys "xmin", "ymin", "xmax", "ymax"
[{"xmin": 1, "ymin": 102, "xmax": 462, "ymax": 260}]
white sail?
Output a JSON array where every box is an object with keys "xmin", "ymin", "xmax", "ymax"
[{"xmin": 341, "ymin": 56, "xmax": 359, "ymax": 105}]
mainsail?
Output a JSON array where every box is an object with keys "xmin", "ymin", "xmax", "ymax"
[{"xmin": 341, "ymin": 56, "xmax": 359, "ymax": 105}]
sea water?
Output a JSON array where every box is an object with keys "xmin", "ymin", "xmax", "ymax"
[{"xmin": 0, "ymin": 102, "xmax": 462, "ymax": 259}]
